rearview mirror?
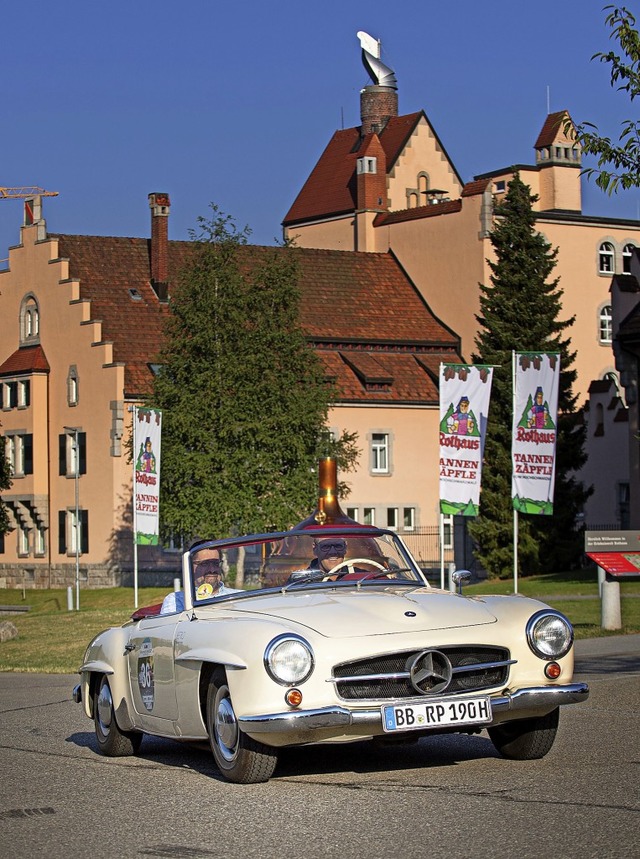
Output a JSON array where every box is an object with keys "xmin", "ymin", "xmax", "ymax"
[{"xmin": 451, "ymin": 569, "xmax": 473, "ymax": 595}]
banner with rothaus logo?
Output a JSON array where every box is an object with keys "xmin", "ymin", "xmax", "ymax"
[
  {"xmin": 439, "ymin": 364, "xmax": 494, "ymax": 517},
  {"xmin": 511, "ymin": 353, "xmax": 560, "ymax": 515},
  {"xmin": 134, "ymin": 407, "xmax": 162, "ymax": 545}
]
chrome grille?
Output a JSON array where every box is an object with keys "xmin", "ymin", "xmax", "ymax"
[{"xmin": 332, "ymin": 646, "xmax": 513, "ymax": 701}]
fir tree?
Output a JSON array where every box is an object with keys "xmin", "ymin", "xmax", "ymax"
[
  {"xmin": 149, "ymin": 205, "xmax": 358, "ymax": 546},
  {"xmin": 470, "ymin": 174, "xmax": 590, "ymax": 577}
]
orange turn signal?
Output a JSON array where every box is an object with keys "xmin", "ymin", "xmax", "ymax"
[
  {"xmin": 285, "ymin": 688, "xmax": 303, "ymax": 707},
  {"xmin": 544, "ymin": 661, "xmax": 562, "ymax": 679}
]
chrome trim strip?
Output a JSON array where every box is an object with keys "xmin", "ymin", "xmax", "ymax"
[
  {"xmin": 451, "ymin": 659, "xmax": 517, "ymax": 674},
  {"xmin": 333, "ymin": 659, "xmax": 516, "ymax": 684},
  {"xmin": 490, "ymin": 682, "xmax": 589, "ymax": 712},
  {"xmin": 237, "ymin": 683, "xmax": 589, "ymax": 734}
]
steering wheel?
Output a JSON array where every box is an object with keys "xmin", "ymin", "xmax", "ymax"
[{"xmin": 325, "ymin": 558, "xmax": 387, "ymax": 579}]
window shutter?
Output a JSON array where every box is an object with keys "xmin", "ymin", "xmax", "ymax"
[
  {"xmin": 59, "ymin": 435, "xmax": 66, "ymax": 476},
  {"xmin": 58, "ymin": 511, "xmax": 66, "ymax": 554},
  {"xmin": 79, "ymin": 432, "xmax": 87, "ymax": 475},
  {"xmin": 24, "ymin": 434, "xmax": 33, "ymax": 475},
  {"xmin": 80, "ymin": 510, "xmax": 89, "ymax": 554}
]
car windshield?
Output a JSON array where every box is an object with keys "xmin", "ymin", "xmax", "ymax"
[{"xmin": 189, "ymin": 529, "xmax": 427, "ymax": 606}]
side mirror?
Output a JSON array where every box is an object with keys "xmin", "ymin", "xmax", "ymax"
[{"xmin": 451, "ymin": 569, "xmax": 473, "ymax": 595}]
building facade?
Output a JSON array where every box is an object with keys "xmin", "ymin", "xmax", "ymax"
[
  {"xmin": 283, "ymin": 67, "xmax": 640, "ymax": 406},
  {"xmin": 0, "ymin": 195, "xmax": 460, "ymax": 587}
]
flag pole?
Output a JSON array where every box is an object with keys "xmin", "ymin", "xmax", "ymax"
[
  {"xmin": 132, "ymin": 406, "xmax": 139, "ymax": 609},
  {"xmin": 512, "ymin": 351, "xmax": 518, "ymax": 594},
  {"xmin": 439, "ymin": 512, "xmax": 445, "ymax": 590}
]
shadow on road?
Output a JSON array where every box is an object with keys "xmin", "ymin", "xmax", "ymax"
[{"xmin": 65, "ymin": 727, "xmax": 502, "ymax": 782}]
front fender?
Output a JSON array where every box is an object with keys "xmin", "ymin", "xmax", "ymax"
[{"xmin": 77, "ymin": 625, "xmax": 136, "ymax": 730}]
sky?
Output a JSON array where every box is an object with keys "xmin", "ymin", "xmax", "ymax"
[{"xmin": 1, "ymin": 1, "xmax": 639, "ymax": 259}]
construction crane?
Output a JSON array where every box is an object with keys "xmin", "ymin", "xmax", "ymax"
[
  {"xmin": 0, "ymin": 187, "xmax": 58, "ymax": 199},
  {"xmin": 0, "ymin": 187, "xmax": 59, "ymax": 227}
]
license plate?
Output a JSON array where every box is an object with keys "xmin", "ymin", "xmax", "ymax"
[{"xmin": 382, "ymin": 696, "xmax": 492, "ymax": 732}]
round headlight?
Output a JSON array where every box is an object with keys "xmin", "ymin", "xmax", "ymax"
[
  {"xmin": 526, "ymin": 610, "xmax": 573, "ymax": 659},
  {"xmin": 264, "ymin": 635, "xmax": 314, "ymax": 685}
]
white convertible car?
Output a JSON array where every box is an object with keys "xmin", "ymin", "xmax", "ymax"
[{"xmin": 73, "ymin": 525, "xmax": 588, "ymax": 783}]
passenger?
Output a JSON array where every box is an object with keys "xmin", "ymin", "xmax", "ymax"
[
  {"xmin": 160, "ymin": 546, "xmax": 242, "ymax": 614},
  {"xmin": 310, "ymin": 538, "xmax": 348, "ymax": 580}
]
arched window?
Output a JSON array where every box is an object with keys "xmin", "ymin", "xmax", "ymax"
[
  {"xmin": 67, "ymin": 366, "xmax": 79, "ymax": 406},
  {"xmin": 418, "ymin": 173, "xmax": 429, "ymax": 204},
  {"xmin": 598, "ymin": 242, "xmax": 615, "ymax": 274},
  {"xmin": 20, "ymin": 295, "xmax": 40, "ymax": 344},
  {"xmin": 599, "ymin": 305, "xmax": 613, "ymax": 344},
  {"xmin": 623, "ymin": 243, "xmax": 635, "ymax": 273}
]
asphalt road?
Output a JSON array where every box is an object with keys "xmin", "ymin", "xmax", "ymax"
[{"xmin": 0, "ymin": 635, "xmax": 638, "ymax": 859}]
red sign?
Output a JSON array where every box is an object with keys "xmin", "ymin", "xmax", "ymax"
[{"xmin": 586, "ymin": 551, "xmax": 640, "ymax": 577}]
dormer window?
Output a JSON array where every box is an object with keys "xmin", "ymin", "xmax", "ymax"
[
  {"xmin": 20, "ymin": 295, "xmax": 40, "ymax": 345},
  {"xmin": 357, "ymin": 156, "xmax": 377, "ymax": 174}
]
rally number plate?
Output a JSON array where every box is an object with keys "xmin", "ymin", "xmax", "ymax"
[{"xmin": 382, "ymin": 696, "xmax": 492, "ymax": 732}]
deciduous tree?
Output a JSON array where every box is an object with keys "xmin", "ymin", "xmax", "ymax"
[
  {"xmin": 573, "ymin": 5, "xmax": 640, "ymax": 192},
  {"xmin": 150, "ymin": 206, "xmax": 358, "ymax": 553},
  {"xmin": 0, "ymin": 424, "xmax": 12, "ymax": 536}
]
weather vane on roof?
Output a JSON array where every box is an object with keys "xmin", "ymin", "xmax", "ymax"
[{"xmin": 357, "ymin": 31, "xmax": 397, "ymax": 89}]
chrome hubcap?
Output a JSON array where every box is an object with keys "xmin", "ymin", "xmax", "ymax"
[
  {"xmin": 215, "ymin": 689, "xmax": 238, "ymax": 761},
  {"xmin": 97, "ymin": 681, "xmax": 113, "ymax": 734}
]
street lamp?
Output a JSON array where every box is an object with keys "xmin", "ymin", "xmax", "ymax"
[{"xmin": 63, "ymin": 426, "xmax": 80, "ymax": 611}]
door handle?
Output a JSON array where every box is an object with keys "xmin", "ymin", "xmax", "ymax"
[{"xmin": 124, "ymin": 643, "xmax": 136, "ymax": 652}]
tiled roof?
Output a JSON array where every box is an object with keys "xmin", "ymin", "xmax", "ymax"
[
  {"xmin": 0, "ymin": 344, "xmax": 50, "ymax": 376},
  {"xmin": 534, "ymin": 111, "xmax": 571, "ymax": 149},
  {"xmin": 54, "ymin": 235, "xmax": 178, "ymax": 396},
  {"xmin": 462, "ymin": 178, "xmax": 491, "ymax": 197},
  {"xmin": 374, "ymin": 199, "xmax": 462, "ymax": 226},
  {"xmin": 612, "ymin": 273, "xmax": 640, "ymax": 294},
  {"xmin": 48, "ymin": 236, "xmax": 460, "ymax": 403},
  {"xmin": 283, "ymin": 113, "xmax": 425, "ymax": 226},
  {"xmin": 588, "ymin": 379, "xmax": 612, "ymax": 394}
]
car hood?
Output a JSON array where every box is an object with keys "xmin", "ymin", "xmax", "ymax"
[{"xmin": 227, "ymin": 586, "xmax": 498, "ymax": 637}]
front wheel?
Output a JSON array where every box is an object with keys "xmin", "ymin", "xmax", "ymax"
[
  {"xmin": 488, "ymin": 707, "xmax": 559, "ymax": 760},
  {"xmin": 93, "ymin": 675, "xmax": 142, "ymax": 756},
  {"xmin": 206, "ymin": 670, "xmax": 278, "ymax": 783}
]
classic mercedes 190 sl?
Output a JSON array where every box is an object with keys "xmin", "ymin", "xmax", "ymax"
[{"xmin": 73, "ymin": 499, "xmax": 588, "ymax": 783}]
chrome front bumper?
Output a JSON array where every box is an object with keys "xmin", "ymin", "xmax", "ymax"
[{"xmin": 238, "ymin": 683, "xmax": 589, "ymax": 738}]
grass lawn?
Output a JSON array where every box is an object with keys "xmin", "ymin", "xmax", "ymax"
[{"xmin": 0, "ymin": 573, "xmax": 638, "ymax": 674}]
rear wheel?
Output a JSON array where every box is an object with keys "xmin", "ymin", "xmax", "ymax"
[
  {"xmin": 206, "ymin": 670, "xmax": 277, "ymax": 783},
  {"xmin": 488, "ymin": 708, "xmax": 559, "ymax": 760},
  {"xmin": 93, "ymin": 675, "xmax": 142, "ymax": 756}
]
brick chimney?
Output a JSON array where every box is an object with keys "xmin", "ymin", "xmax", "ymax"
[
  {"xmin": 357, "ymin": 32, "xmax": 399, "ymax": 136},
  {"xmin": 149, "ymin": 192, "xmax": 170, "ymax": 300},
  {"xmin": 360, "ymin": 86, "xmax": 398, "ymax": 136}
]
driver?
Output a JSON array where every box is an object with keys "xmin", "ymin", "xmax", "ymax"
[{"xmin": 311, "ymin": 538, "xmax": 348, "ymax": 580}]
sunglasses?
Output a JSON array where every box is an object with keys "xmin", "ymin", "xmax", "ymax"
[
  {"xmin": 195, "ymin": 560, "xmax": 222, "ymax": 575},
  {"xmin": 318, "ymin": 542, "xmax": 346, "ymax": 555}
]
